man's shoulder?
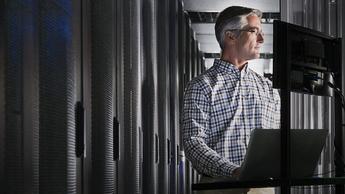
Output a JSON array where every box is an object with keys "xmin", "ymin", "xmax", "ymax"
[
  {"xmin": 186, "ymin": 67, "xmax": 218, "ymax": 92},
  {"xmin": 247, "ymin": 68, "xmax": 273, "ymax": 86},
  {"xmin": 247, "ymin": 68, "xmax": 280, "ymax": 100}
]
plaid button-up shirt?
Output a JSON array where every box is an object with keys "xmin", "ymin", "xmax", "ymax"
[{"xmin": 182, "ymin": 59, "xmax": 280, "ymax": 177}]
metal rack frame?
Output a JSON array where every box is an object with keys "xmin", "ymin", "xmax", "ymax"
[{"xmin": 192, "ymin": 20, "xmax": 345, "ymax": 194}]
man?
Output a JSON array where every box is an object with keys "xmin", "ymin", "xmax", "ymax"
[{"xmin": 182, "ymin": 6, "xmax": 280, "ymax": 194}]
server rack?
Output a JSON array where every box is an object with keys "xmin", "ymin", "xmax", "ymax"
[
  {"xmin": 274, "ymin": 20, "xmax": 345, "ymax": 194},
  {"xmin": 1, "ymin": 1, "xmax": 85, "ymax": 193},
  {"xmin": 0, "ymin": 1, "xmax": 206, "ymax": 193},
  {"xmin": 2, "ymin": 1, "xmax": 38, "ymax": 193},
  {"xmin": 169, "ymin": 0, "xmax": 180, "ymax": 194},
  {"xmin": 39, "ymin": 1, "xmax": 80, "ymax": 193},
  {"xmin": 122, "ymin": 0, "xmax": 144, "ymax": 193},
  {"xmin": 89, "ymin": 0, "xmax": 116, "ymax": 193},
  {"xmin": 142, "ymin": 0, "xmax": 159, "ymax": 193},
  {"xmin": 157, "ymin": 0, "xmax": 171, "ymax": 193}
]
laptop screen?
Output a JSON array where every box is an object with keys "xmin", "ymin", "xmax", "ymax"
[{"xmin": 239, "ymin": 129, "xmax": 328, "ymax": 180}]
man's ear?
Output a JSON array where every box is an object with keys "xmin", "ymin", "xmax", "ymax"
[{"xmin": 225, "ymin": 31, "xmax": 237, "ymax": 41}]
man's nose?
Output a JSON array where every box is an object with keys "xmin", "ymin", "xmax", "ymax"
[{"xmin": 257, "ymin": 33, "xmax": 264, "ymax": 43}]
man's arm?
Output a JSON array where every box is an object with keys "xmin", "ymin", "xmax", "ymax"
[{"xmin": 182, "ymin": 82, "xmax": 239, "ymax": 177}]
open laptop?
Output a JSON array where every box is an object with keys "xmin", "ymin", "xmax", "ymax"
[{"xmin": 238, "ymin": 128, "xmax": 328, "ymax": 180}]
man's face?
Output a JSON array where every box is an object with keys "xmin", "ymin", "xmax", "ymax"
[{"xmin": 235, "ymin": 15, "xmax": 264, "ymax": 60}]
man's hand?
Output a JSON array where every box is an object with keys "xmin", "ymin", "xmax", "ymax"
[
  {"xmin": 232, "ymin": 167, "xmax": 250, "ymax": 193},
  {"xmin": 232, "ymin": 167, "xmax": 241, "ymax": 178}
]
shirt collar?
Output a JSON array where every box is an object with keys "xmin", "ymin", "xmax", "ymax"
[{"xmin": 213, "ymin": 59, "xmax": 248, "ymax": 77}]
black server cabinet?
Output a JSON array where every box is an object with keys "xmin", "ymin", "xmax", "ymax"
[
  {"xmin": 88, "ymin": 0, "xmax": 116, "ymax": 193},
  {"xmin": 157, "ymin": 0, "xmax": 171, "ymax": 193},
  {"xmin": 39, "ymin": 0, "xmax": 80, "ymax": 193},
  {"xmin": 2, "ymin": 1, "xmax": 40, "ymax": 193},
  {"xmin": 169, "ymin": 0, "xmax": 180, "ymax": 193},
  {"xmin": 2, "ymin": 1, "xmax": 82, "ymax": 193},
  {"xmin": 142, "ymin": 0, "xmax": 159, "ymax": 193},
  {"xmin": 122, "ymin": 0, "xmax": 144, "ymax": 193}
]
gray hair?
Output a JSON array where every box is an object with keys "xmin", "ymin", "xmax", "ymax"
[{"xmin": 215, "ymin": 6, "xmax": 262, "ymax": 50}]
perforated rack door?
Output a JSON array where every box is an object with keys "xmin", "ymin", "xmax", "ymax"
[
  {"xmin": 38, "ymin": 0, "xmax": 77, "ymax": 193},
  {"xmin": 89, "ymin": 0, "xmax": 115, "ymax": 193},
  {"xmin": 122, "ymin": 0, "xmax": 144, "ymax": 193},
  {"xmin": 141, "ymin": 0, "xmax": 160, "ymax": 193}
]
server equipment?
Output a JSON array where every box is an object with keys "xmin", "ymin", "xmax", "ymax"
[
  {"xmin": 274, "ymin": 20, "xmax": 344, "ymax": 194},
  {"xmin": 0, "ymin": 0, "xmax": 206, "ymax": 193}
]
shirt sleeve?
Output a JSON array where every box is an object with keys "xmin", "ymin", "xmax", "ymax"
[
  {"xmin": 182, "ymin": 81, "xmax": 240, "ymax": 177},
  {"xmin": 273, "ymin": 88, "xmax": 281, "ymax": 128}
]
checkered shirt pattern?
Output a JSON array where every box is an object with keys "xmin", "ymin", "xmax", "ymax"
[{"xmin": 182, "ymin": 59, "xmax": 280, "ymax": 177}]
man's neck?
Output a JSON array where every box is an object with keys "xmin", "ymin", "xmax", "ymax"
[{"xmin": 220, "ymin": 56, "xmax": 248, "ymax": 71}]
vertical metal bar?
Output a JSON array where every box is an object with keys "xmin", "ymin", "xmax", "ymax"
[
  {"xmin": 0, "ymin": 0, "xmax": 5, "ymax": 190},
  {"xmin": 185, "ymin": 14, "xmax": 192, "ymax": 83},
  {"xmin": 334, "ymin": 37, "xmax": 344, "ymax": 194},
  {"xmin": 114, "ymin": 0, "xmax": 125, "ymax": 193},
  {"xmin": 70, "ymin": 1, "xmax": 84, "ymax": 193},
  {"xmin": 190, "ymin": 37, "xmax": 195, "ymax": 79},
  {"xmin": 169, "ymin": 0, "xmax": 180, "ymax": 193},
  {"xmin": 340, "ymin": 0, "xmax": 345, "ymax": 193},
  {"xmin": 273, "ymin": 20, "xmax": 291, "ymax": 194},
  {"xmin": 81, "ymin": 1, "xmax": 92, "ymax": 193},
  {"xmin": 157, "ymin": 0, "xmax": 170, "ymax": 193},
  {"xmin": 178, "ymin": 10, "xmax": 186, "ymax": 193},
  {"xmin": 327, "ymin": 96, "xmax": 336, "ymax": 194}
]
